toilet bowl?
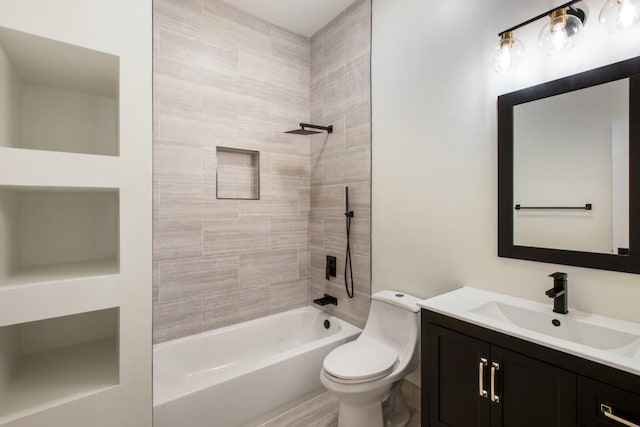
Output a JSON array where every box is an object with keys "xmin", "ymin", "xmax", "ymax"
[{"xmin": 320, "ymin": 290, "xmax": 421, "ymax": 427}]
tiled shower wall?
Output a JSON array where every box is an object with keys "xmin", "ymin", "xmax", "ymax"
[
  {"xmin": 153, "ymin": 0, "xmax": 312, "ymax": 342},
  {"xmin": 309, "ymin": 0, "xmax": 372, "ymax": 328},
  {"xmin": 153, "ymin": 0, "xmax": 371, "ymax": 342}
]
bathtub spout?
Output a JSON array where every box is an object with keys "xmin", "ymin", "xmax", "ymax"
[{"xmin": 313, "ymin": 294, "xmax": 338, "ymax": 306}]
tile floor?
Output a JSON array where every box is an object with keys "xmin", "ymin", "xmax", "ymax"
[{"xmin": 260, "ymin": 392, "xmax": 420, "ymax": 427}]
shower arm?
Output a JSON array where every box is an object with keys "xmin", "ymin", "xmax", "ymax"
[{"xmin": 300, "ymin": 123, "xmax": 333, "ymax": 133}]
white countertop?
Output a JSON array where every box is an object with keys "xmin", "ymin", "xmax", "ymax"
[{"xmin": 419, "ymin": 287, "xmax": 640, "ymax": 376}]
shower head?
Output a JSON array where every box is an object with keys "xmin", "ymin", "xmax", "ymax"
[
  {"xmin": 284, "ymin": 122, "xmax": 333, "ymax": 135},
  {"xmin": 285, "ymin": 128, "xmax": 322, "ymax": 135}
]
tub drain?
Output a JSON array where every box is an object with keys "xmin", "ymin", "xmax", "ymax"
[{"xmin": 324, "ymin": 319, "xmax": 331, "ymax": 329}]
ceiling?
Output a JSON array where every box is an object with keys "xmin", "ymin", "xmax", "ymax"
[{"xmin": 224, "ymin": 0, "xmax": 359, "ymax": 37}]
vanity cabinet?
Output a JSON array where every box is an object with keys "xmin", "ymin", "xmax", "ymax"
[
  {"xmin": 427, "ymin": 324, "xmax": 575, "ymax": 426},
  {"xmin": 422, "ymin": 309, "xmax": 640, "ymax": 427},
  {"xmin": 578, "ymin": 377, "xmax": 640, "ymax": 426}
]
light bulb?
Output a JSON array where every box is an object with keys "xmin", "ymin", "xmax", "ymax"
[
  {"xmin": 551, "ymin": 24, "xmax": 570, "ymax": 50},
  {"xmin": 600, "ymin": 0, "xmax": 640, "ymax": 33},
  {"xmin": 538, "ymin": 8, "xmax": 584, "ymax": 54},
  {"xmin": 490, "ymin": 32, "xmax": 524, "ymax": 73}
]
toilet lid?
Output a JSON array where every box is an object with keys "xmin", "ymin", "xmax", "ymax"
[{"xmin": 323, "ymin": 338, "xmax": 398, "ymax": 381}]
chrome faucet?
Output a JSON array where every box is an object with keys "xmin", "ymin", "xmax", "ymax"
[{"xmin": 546, "ymin": 272, "xmax": 568, "ymax": 314}]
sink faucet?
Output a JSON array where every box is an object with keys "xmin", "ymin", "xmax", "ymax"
[{"xmin": 546, "ymin": 272, "xmax": 568, "ymax": 314}]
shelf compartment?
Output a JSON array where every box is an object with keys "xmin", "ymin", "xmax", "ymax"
[
  {"xmin": 216, "ymin": 146, "xmax": 260, "ymax": 200},
  {"xmin": 0, "ymin": 308, "xmax": 119, "ymax": 424},
  {"xmin": 0, "ymin": 188, "xmax": 119, "ymax": 288},
  {"xmin": 0, "ymin": 26, "xmax": 119, "ymax": 156}
]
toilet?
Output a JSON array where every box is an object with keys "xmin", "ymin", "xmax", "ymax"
[{"xmin": 320, "ymin": 290, "xmax": 421, "ymax": 427}]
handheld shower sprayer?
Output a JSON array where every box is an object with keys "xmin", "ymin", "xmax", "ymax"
[{"xmin": 345, "ymin": 187, "xmax": 354, "ymax": 298}]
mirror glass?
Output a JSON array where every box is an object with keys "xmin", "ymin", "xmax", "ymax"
[
  {"xmin": 513, "ymin": 79, "xmax": 629, "ymax": 255},
  {"xmin": 498, "ymin": 55, "xmax": 640, "ymax": 273}
]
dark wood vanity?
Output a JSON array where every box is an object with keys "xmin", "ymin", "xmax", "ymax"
[{"xmin": 421, "ymin": 309, "xmax": 640, "ymax": 427}]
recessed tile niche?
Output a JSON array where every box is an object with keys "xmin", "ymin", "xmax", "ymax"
[{"xmin": 216, "ymin": 147, "xmax": 260, "ymax": 200}]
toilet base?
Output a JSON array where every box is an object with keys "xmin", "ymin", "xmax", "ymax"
[
  {"xmin": 382, "ymin": 381, "xmax": 412, "ymax": 427},
  {"xmin": 337, "ymin": 398, "xmax": 384, "ymax": 427}
]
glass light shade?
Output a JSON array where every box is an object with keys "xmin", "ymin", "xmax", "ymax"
[
  {"xmin": 600, "ymin": 0, "xmax": 640, "ymax": 33},
  {"xmin": 490, "ymin": 34, "xmax": 524, "ymax": 73},
  {"xmin": 538, "ymin": 9, "xmax": 584, "ymax": 54}
]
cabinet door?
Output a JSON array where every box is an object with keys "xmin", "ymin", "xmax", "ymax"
[
  {"xmin": 578, "ymin": 376, "xmax": 640, "ymax": 426},
  {"xmin": 428, "ymin": 325, "xmax": 491, "ymax": 427},
  {"xmin": 491, "ymin": 346, "xmax": 576, "ymax": 427}
]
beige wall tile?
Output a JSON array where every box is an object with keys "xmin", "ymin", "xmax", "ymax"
[
  {"xmin": 153, "ymin": 0, "xmax": 370, "ymax": 344},
  {"xmin": 298, "ymin": 249, "xmax": 310, "ymax": 279},
  {"xmin": 323, "ymin": 146, "xmax": 370, "ymax": 185},
  {"xmin": 153, "ymin": 297, "xmax": 203, "ymax": 343},
  {"xmin": 270, "ymin": 25, "xmax": 310, "ymax": 67},
  {"xmin": 155, "ymin": 0, "xmax": 203, "ymax": 31},
  {"xmin": 270, "ymin": 279, "xmax": 308, "ymax": 313},
  {"xmin": 271, "ymin": 220, "xmax": 308, "ymax": 250},
  {"xmin": 154, "ymin": 140, "xmax": 202, "ymax": 182},
  {"xmin": 202, "ymin": 285, "xmax": 270, "ymax": 330},
  {"xmin": 270, "ymin": 153, "xmax": 311, "ymax": 178},
  {"xmin": 158, "ymin": 181, "xmax": 239, "ymax": 220},
  {"xmin": 157, "ymin": 255, "xmax": 239, "ymax": 302},
  {"xmin": 239, "ymin": 249, "xmax": 298, "ymax": 286},
  {"xmin": 345, "ymin": 106, "xmax": 371, "ymax": 148},
  {"xmin": 309, "ymin": 0, "xmax": 372, "ymax": 327},
  {"xmin": 153, "ymin": 220, "xmax": 202, "ymax": 261},
  {"xmin": 203, "ymin": 217, "xmax": 270, "ymax": 255}
]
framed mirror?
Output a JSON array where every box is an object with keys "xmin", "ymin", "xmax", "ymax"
[{"xmin": 498, "ymin": 56, "xmax": 640, "ymax": 273}]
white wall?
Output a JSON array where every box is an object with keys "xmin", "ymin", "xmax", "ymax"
[
  {"xmin": 0, "ymin": 326, "xmax": 19, "ymax": 405},
  {"xmin": 0, "ymin": 42, "xmax": 21, "ymax": 149},
  {"xmin": 19, "ymin": 308, "xmax": 117, "ymax": 355},
  {"xmin": 372, "ymin": 0, "xmax": 640, "ymax": 386},
  {"xmin": 513, "ymin": 79, "xmax": 628, "ymax": 253},
  {"xmin": 0, "ymin": 0, "xmax": 152, "ymax": 426},
  {"xmin": 18, "ymin": 191, "xmax": 118, "ymax": 268},
  {"xmin": 0, "ymin": 191, "xmax": 18, "ymax": 283},
  {"xmin": 22, "ymin": 85, "xmax": 116, "ymax": 155}
]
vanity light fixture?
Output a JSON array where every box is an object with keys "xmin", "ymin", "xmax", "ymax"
[
  {"xmin": 490, "ymin": 31, "xmax": 525, "ymax": 72},
  {"xmin": 538, "ymin": 7, "xmax": 586, "ymax": 54},
  {"xmin": 600, "ymin": 0, "xmax": 640, "ymax": 33},
  {"xmin": 492, "ymin": 0, "xmax": 588, "ymax": 72}
]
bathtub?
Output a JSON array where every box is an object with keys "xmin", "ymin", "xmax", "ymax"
[{"xmin": 153, "ymin": 306, "xmax": 361, "ymax": 427}]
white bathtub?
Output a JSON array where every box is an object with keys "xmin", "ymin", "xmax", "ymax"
[{"xmin": 153, "ymin": 306, "xmax": 361, "ymax": 427}]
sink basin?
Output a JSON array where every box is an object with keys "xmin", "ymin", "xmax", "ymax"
[
  {"xmin": 471, "ymin": 301, "xmax": 640, "ymax": 356},
  {"xmin": 418, "ymin": 287, "xmax": 640, "ymax": 376}
]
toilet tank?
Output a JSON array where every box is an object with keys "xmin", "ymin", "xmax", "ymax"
[{"xmin": 361, "ymin": 291, "xmax": 421, "ymax": 353}]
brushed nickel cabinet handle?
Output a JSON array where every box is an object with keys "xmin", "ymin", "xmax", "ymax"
[
  {"xmin": 479, "ymin": 358, "xmax": 488, "ymax": 398},
  {"xmin": 601, "ymin": 404, "xmax": 640, "ymax": 427},
  {"xmin": 490, "ymin": 362, "xmax": 500, "ymax": 403}
]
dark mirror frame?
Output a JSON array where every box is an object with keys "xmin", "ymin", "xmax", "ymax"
[{"xmin": 498, "ymin": 56, "xmax": 640, "ymax": 274}]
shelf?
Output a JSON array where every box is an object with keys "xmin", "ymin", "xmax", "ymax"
[
  {"xmin": 216, "ymin": 147, "xmax": 260, "ymax": 200},
  {"xmin": 1, "ymin": 259, "xmax": 119, "ymax": 288},
  {"xmin": 0, "ymin": 337, "xmax": 118, "ymax": 424},
  {"xmin": 0, "ymin": 26, "xmax": 118, "ymax": 156},
  {"xmin": 0, "ymin": 188, "xmax": 119, "ymax": 288},
  {"xmin": 0, "ymin": 309, "xmax": 119, "ymax": 424},
  {"xmin": 0, "ymin": 147, "xmax": 119, "ymax": 189}
]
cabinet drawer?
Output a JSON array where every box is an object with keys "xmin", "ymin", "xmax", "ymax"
[{"xmin": 578, "ymin": 376, "xmax": 640, "ymax": 426}]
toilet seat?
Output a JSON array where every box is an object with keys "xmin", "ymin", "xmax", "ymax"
[{"xmin": 323, "ymin": 337, "xmax": 398, "ymax": 384}]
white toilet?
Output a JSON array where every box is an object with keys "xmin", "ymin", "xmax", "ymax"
[{"xmin": 320, "ymin": 290, "xmax": 421, "ymax": 427}]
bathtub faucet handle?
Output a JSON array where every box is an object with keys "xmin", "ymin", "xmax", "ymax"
[{"xmin": 313, "ymin": 294, "xmax": 337, "ymax": 306}]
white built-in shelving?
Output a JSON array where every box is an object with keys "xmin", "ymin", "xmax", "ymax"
[
  {"xmin": 0, "ymin": 24, "xmax": 130, "ymax": 426},
  {"xmin": 0, "ymin": 309, "xmax": 119, "ymax": 425},
  {"xmin": 0, "ymin": 187, "xmax": 119, "ymax": 289}
]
